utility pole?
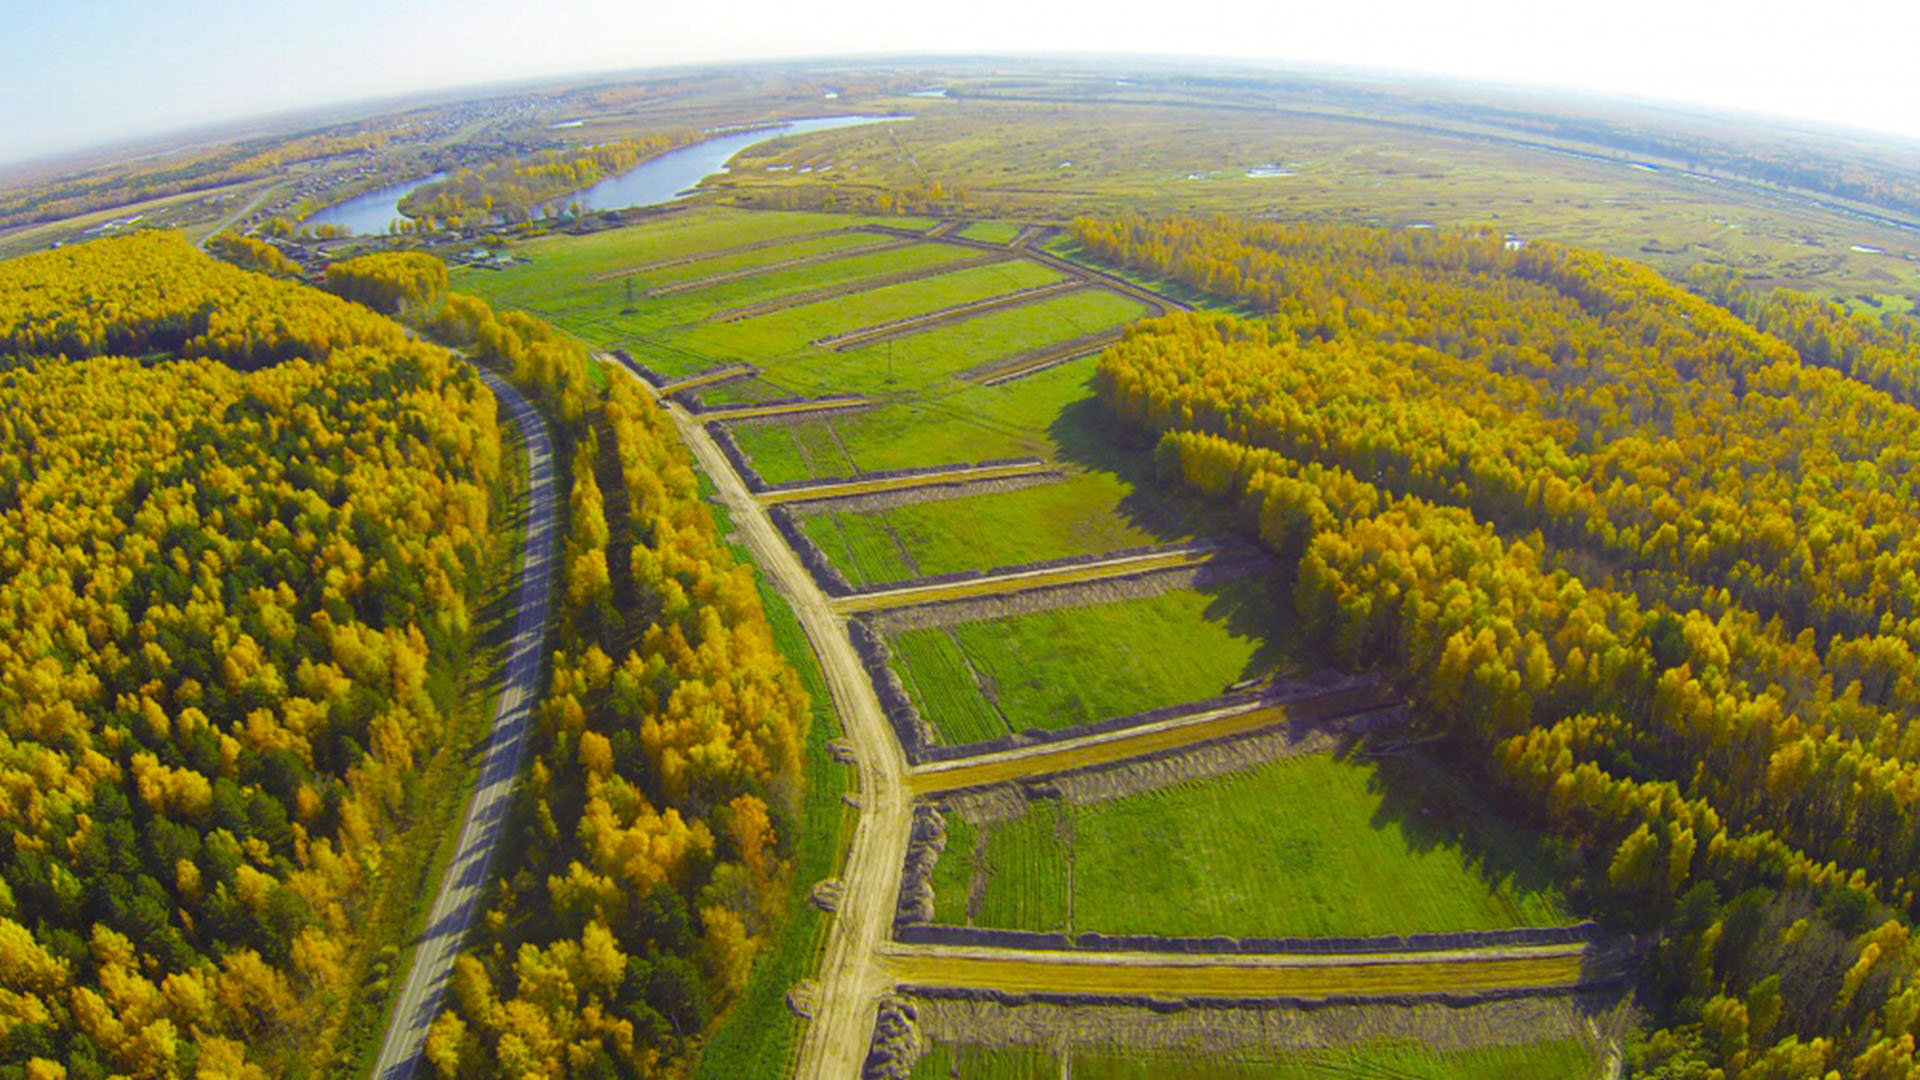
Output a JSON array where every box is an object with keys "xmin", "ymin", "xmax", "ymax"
[
  {"xmin": 887, "ymin": 339, "xmax": 894, "ymax": 385},
  {"xmin": 622, "ymin": 274, "xmax": 635, "ymax": 314}
]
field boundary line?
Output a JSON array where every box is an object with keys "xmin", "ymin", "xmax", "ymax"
[
  {"xmin": 586, "ymin": 225, "xmax": 870, "ymax": 279},
  {"xmin": 760, "ymin": 459, "xmax": 1060, "ymax": 506},
  {"xmin": 692, "ymin": 396, "xmax": 871, "ymax": 424},
  {"xmin": 907, "ymin": 691, "xmax": 1394, "ymax": 795},
  {"xmin": 813, "ymin": 279, "xmax": 1088, "ymax": 350},
  {"xmin": 831, "ymin": 541, "xmax": 1232, "ymax": 614},
  {"xmin": 706, "ymin": 250, "xmax": 1014, "ymax": 323},
  {"xmin": 646, "ymin": 238, "xmax": 915, "ymax": 297}
]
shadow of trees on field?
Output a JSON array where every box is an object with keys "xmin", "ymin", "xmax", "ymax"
[
  {"xmin": 1357, "ymin": 745, "xmax": 1578, "ymax": 924},
  {"xmin": 1045, "ymin": 395, "xmax": 1298, "ymax": 684}
]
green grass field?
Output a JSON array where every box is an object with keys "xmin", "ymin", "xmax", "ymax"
[
  {"xmin": 798, "ymin": 469, "xmax": 1218, "ymax": 588},
  {"xmin": 909, "ymin": 1039, "xmax": 1598, "ymax": 1079},
  {"xmin": 956, "ymin": 220, "xmax": 1027, "ymax": 244},
  {"xmin": 934, "ymin": 752, "xmax": 1569, "ymax": 939},
  {"xmin": 669, "ymin": 258, "xmax": 1065, "ymax": 361},
  {"xmin": 730, "ymin": 355, "xmax": 1103, "ymax": 484},
  {"xmin": 802, "ymin": 506, "xmax": 921, "ymax": 584},
  {"xmin": 889, "ymin": 581, "xmax": 1287, "ymax": 743}
]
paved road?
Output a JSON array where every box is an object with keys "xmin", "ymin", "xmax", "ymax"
[
  {"xmin": 370, "ymin": 367, "xmax": 556, "ymax": 1080},
  {"xmin": 607, "ymin": 356, "xmax": 912, "ymax": 1080}
]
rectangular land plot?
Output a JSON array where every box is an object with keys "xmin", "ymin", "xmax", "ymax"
[
  {"xmin": 909, "ymin": 1041, "xmax": 1599, "ymax": 1079},
  {"xmin": 933, "ymin": 752, "xmax": 1569, "ymax": 939},
  {"xmin": 669, "ymin": 259, "xmax": 1066, "ymax": 361},
  {"xmin": 800, "ymin": 469, "xmax": 1219, "ymax": 587},
  {"xmin": 889, "ymin": 581, "xmax": 1287, "ymax": 741},
  {"xmin": 783, "ymin": 288, "xmax": 1149, "ymax": 395},
  {"xmin": 956, "ymin": 220, "xmax": 1026, "ymax": 244},
  {"xmin": 730, "ymin": 357, "xmax": 1103, "ymax": 485}
]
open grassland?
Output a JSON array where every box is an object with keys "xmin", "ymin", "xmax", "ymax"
[
  {"xmin": 731, "ymin": 356, "xmax": 1101, "ymax": 484},
  {"xmin": 715, "ymin": 97, "xmax": 1920, "ymax": 302},
  {"xmin": 934, "ymin": 753, "xmax": 1568, "ymax": 938},
  {"xmin": 885, "ymin": 945, "xmax": 1587, "ymax": 999},
  {"xmin": 636, "ymin": 229, "xmax": 890, "ymax": 289},
  {"xmin": 931, "ymin": 813, "xmax": 980, "ymax": 925},
  {"xmin": 909, "ymin": 1039, "xmax": 1599, "ymax": 1079},
  {"xmin": 801, "ymin": 469, "xmax": 1220, "ymax": 587},
  {"xmin": 670, "ymin": 258, "xmax": 1065, "ymax": 361},
  {"xmin": 891, "ymin": 582, "xmax": 1287, "ymax": 742},
  {"xmin": 979, "ymin": 802, "xmax": 1073, "ymax": 932}
]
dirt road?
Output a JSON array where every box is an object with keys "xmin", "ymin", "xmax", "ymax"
[
  {"xmin": 608, "ymin": 356, "xmax": 911, "ymax": 1080},
  {"xmin": 370, "ymin": 368, "xmax": 556, "ymax": 1080}
]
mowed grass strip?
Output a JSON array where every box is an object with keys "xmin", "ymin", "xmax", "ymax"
[
  {"xmin": 761, "ymin": 460, "xmax": 1054, "ymax": 506},
  {"xmin": 934, "ymin": 752, "xmax": 1570, "ymax": 937},
  {"xmin": 908, "ymin": 701, "xmax": 1308, "ymax": 794},
  {"xmin": 672, "ymin": 259, "xmax": 1065, "ymax": 361},
  {"xmin": 730, "ymin": 357, "xmax": 1102, "ymax": 485},
  {"xmin": 910, "ymin": 1040, "xmax": 1601, "ymax": 1079},
  {"xmin": 695, "ymin": 397, "xmax": 868, "ymax": 423},
  {"xmin": 833, "ymin": 544, "xmax": 1217, "ymax": 614},
  {"xmin": 886, "ymin": 946, "xmax": 1587, "ymax": 999}
]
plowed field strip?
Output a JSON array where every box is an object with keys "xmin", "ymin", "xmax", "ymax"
[
  {"xmin": 708, "ymin": 252, "xmax": 1013, "ymax": 323},
  {"xmin": 760, "ymin": 461, "xmax": 1057, "ymax": 506},
  {"xmin": 661, "ymin": 364, "xmax": 755, "ymax": 393},
  {"xmin": 648, "ymin": 239, "xmax": 914, "ymax": 297},
  {"xmin": 883, "ymin": 944, "xmax": 1591, "ymax": 999},
  {"xmin": 909, "ymin": 695, "xmax": 1393, "ymax": 795},
  {"xmin": 587, "ymin": 226, "xmax": 868, "ymax": 279},
  {"xmin": 815, "ymin": 280, "xmax": 1088, "ymax": 350},
  {"xmin": 832, "ymin": 545, "xmax": 1219, "ymax": 614},
  {"xmin": 975, "ymin": 330, "xmax": 1123, "ymax": 385},
  {"xmin": 696, "ymin": 398, "xmax": 870, "ymax": 424}
]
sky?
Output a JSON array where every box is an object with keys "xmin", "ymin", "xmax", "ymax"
[{"xmin": 5, "ymin": 0, "xmax": 1919, "ymax": 165}]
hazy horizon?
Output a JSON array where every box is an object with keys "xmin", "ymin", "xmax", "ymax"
[{"xmin": 6, "ymin": 0, "xmax": 1920, "ymax": 168}]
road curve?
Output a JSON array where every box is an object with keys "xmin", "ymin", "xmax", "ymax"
[
  {"xmin": 605, "ymin": 356, "xmax": 913, "ymax": 1080},
  {"xmin": 370, "ymin": 367, "xmax": 556, "ymax": 1080}
]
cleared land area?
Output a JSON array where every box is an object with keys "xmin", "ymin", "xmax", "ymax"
[
  {"xmin": 956, "ymin": 220, "xmax": 1027, "ymax": 244},
  {"xmin": 929, "ymin": 752, "xmax": 1569, "ymax": 937},
  {"xmin": 732, "ymin": 358, "xmax": 1102, "ymax": 485},
  {"xmin": 645, "ymin": 236, "xmax": 914, "ymax": 295},
  {"xmin": 909, "ymin": 1039, "xmax": 1599, "ymax": 1079},
  {"xmin": 800, "ymin": 469, "xmax": 1221, "ymax": 588},
  {"xmin": 708, "ymin": 249, "xmax": 1012, "ymax": 322},
  {"xmin": 670, "ymin": 259, "xmax": 1066, "ymax": 361},
  {"xmin": 889, "ymin": 582, "xmax": 1288, "ymax": 743},
  {"xmin": 883, "ymin": 943, "xmax": 1590, "ymax": 999},
  {"xmin": 831, "ymin": 543, "xmax": 1224, "ymax": 614},
  {"xmin": 696, "ymin": 396, "xmax": 868, "ymax": 423}
]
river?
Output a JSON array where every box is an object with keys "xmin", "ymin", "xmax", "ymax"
[{"xmin": 300, "ymin": 114, "xmax": 901, "ymax": 235}]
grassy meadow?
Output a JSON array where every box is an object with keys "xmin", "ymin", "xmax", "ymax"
[
  {"xmin": 888, "ymin": 581, "xmax": 1288, "ymax": 742},
  {"xmin": 932, "ymin": 751, "xmax": 1570, "ymax": 939}
]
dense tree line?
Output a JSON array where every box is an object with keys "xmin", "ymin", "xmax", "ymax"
[
  {"xmin": 0, "ymin": 233, "xmax": 506, "ymax": 1078},
  {"xmin": 1083, "ymin": 215, "xmax": 1920, "ymax": 1078},
  {"xmin": 206, "ymin": 235, "xmax": 300, "ymax": 280},
  {"xmin": 324, "ymin": 263, "xmax": 815, "ymax": 1077},
  {"xmin": 397, "ymin": 134, "xmax": 699, "ymax": 229}
]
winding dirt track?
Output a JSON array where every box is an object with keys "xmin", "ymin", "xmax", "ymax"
[
  {"xmin": 370, "ymin": 368, "xmax": 556, "ymax": 1080},
  {"xmin": 603, "ymin": 355, "xmax": 909, "ymax": 1080}
]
